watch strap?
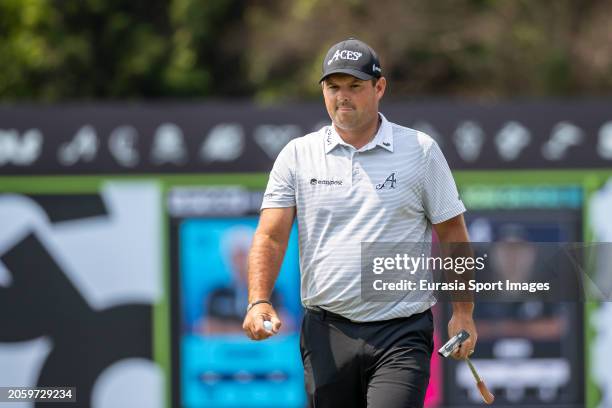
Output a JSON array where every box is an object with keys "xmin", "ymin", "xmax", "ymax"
[{"xmin": 246, "ymin": 299, "xmax": 272, "ymax": 313}]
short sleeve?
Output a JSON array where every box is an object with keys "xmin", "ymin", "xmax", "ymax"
[
  {"xmin": 422, "ymin": 141, "xmax": 466, "ymax": 224},
  {"xmin": 261, "ymin": 141, "xmax": 296, "ymax": 209}
]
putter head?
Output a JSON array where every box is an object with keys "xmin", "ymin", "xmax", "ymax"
[{"xmin": 438, "ymin": 329, "xmax": 470, "ymax": 358}]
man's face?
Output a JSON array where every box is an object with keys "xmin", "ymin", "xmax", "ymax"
[{"xmin": 322, "ymin": 74, "xmax": 386, "ymax": 132}]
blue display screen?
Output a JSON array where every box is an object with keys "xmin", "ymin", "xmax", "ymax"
[{"xmin": 179, "ymin": 218, "xmax": 305, "ymax": 408}]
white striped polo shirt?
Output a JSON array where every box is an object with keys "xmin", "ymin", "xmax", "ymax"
[{"xmin": 261, "ymin": 113, "xmax": 465, "ymax": 321}]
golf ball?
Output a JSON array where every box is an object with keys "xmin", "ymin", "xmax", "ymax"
[{"xmin": 263, "ymin": 320, "xmax": 273, "ymax": 332}]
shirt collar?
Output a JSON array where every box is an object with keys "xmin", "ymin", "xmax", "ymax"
[{"xmin": 324, "ymin": 113, "xmax": 394, "ymax": 154}]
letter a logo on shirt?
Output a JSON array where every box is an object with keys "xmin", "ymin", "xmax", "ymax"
[{"xmin": 376, "ymin": 172, "xmax": 397, "ymax": 189}]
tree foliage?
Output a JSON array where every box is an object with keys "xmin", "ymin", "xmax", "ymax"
[
  {"xmin": 244, "ymin": 0, "xmax": 612, "ymax": 101},
  {"xmin": 1, "ymin": 0, "xmax": 611, "ymax": 101},
  {"xmin": 0, "ymin": 0, "xmax": 245, "ymax": 100}
]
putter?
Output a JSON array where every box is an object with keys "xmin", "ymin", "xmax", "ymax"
[
  {"xmin": 438, "ymin": 329, "xmax": 470, "ymax": 358},
  {"xmin": 439, "ymin": 329, "xmax": 495, "ymax": 405}
]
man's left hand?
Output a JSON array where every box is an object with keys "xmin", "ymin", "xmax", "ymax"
[{"xmin": 447, "ymin": 312, "xmax": 478, "ymax": 360}]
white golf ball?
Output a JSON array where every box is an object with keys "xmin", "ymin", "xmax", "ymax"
[{"xmin": 263, "ymin": 320, "xmax": 273, "ymax": 332}]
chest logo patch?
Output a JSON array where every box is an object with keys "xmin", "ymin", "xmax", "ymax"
[
  {"xmin": 311, "ymin": 178, "xmax": 343, "ymax": 186},
  {"xmin": 376, "ymin": 172, "xmax": 397, "ymax": 189}
]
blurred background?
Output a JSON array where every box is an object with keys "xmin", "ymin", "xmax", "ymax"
[{"xmin": 0, "ymin": 1, "xmax": 611, "ymax": 407}]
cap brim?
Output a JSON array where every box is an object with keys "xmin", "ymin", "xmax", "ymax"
[{"xmin": 319, "ymin": 68, "xmax": 375, "ymax": 83}]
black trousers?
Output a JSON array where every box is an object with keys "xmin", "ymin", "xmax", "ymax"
[{"xmin": 300, "ymin": 308, "xmax": 434, "ymax": 408}]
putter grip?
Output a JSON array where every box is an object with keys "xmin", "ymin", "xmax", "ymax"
[{"xmin": 477, "ymin": 380, "xmax": 495, "ymax": 404}]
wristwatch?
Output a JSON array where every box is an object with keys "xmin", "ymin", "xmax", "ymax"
[{"xmin": 246, "ymin": 299, "xmax": 272, "ymax": 313}]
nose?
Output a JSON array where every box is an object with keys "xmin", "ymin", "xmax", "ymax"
[{"xmin": 336, "ymin": 90, "xmax": 350, "ymax": 104}]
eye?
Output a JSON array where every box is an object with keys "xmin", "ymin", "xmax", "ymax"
[{"xmin": 351, "ymin": 84, "xmax": 361, "ymax": 88}]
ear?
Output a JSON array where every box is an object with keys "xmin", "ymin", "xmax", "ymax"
[{"xmin": 375, "ymin": 77, "xmax": 387, "ymax": 99}]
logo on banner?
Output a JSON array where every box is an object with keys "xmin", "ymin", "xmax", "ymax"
[{"xmin": 0, "ymin": 129, "xmax": 43, "ymax": 166}]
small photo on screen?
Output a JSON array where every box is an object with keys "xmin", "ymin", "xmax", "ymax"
[{"xmin": 179, "ymin": 217, "xmax": 305, "ymax": 408}]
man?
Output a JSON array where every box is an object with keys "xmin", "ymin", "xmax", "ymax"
[
  {"xmin": 243, "ymin": 38, "xmax": 477, "ymax": 407},
  {"xmin": 201, "ymin": 225, "xmax": 284, "ymax": 334}
]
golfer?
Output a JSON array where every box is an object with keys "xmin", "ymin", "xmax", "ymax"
[{"xmin": 243, "ymin": 38, "xmax": 477, "ymax": 407}]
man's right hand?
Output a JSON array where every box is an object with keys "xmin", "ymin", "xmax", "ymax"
[{"xmin": 242, "ymin": 303, "xmax": 282, "ymax": 340}]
